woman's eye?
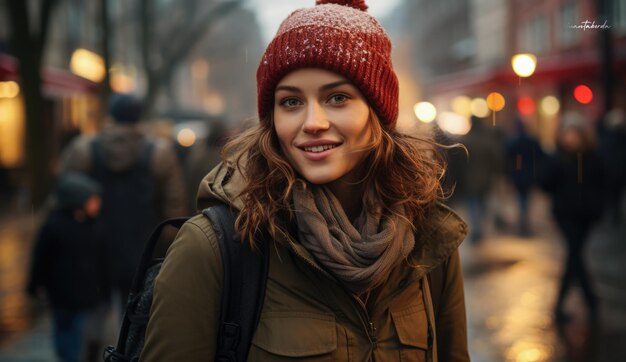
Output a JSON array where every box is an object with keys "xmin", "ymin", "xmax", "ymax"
[
  {"xmin": 279, "ymin": 98, "xmax": 302, "ymax": 108},
  {"xmin": 328, "ymin": 94, "xmax": 349, "ymax": 104}
]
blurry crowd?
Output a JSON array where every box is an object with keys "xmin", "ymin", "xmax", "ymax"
[
  {"xmin": 21, "ymin": 90, "xmax": 626, "ymax": 361},
  {"xmin": 442, "ymin": 108, "xmax": 626, "ymax": 325}
]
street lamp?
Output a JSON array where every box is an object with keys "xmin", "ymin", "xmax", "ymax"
[
  {"xmin": 70, "ymin": 48, "xmax": 105, "ymax": 83},
  {"xmin": 511, "ymin": 53, "xmax": 537, "ymax": 78},
  {"xmin": 486, "ymin": 92, "xmax": 506, "ymax": 126}
]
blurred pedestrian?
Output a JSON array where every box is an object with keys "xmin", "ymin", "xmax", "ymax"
[
  {"xmin": 184, "ymin": 121, "xmax": 227, "ymax": 213},
  {"xmin": 27, "ymin": 172, "xmax": 110, "ymax": 362},
  {"xmin": 142, "ymin": 1, "xmax": 470, "ymax": 360},
  {"xmin": 597, "ymin": 108, "xmax": 626, "ymax": 226},
  {"xmin": 505, "ymin": 117, "xmax": 545, "ymax": 237},
  {"xmin": 540, "ymin": 112, "xmax": 605, "ymax": 323},
  {"xmin": 461, "ymin": 115, "xmax": 505, "ymax": 243},
  {"xmin": 60, "ymin": 93, "xmax": 187, "ymax": 309}
]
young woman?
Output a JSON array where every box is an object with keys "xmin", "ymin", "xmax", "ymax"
[{"xmin": 142, "ymin": 1, "xmax": 469, "ymax": 360}]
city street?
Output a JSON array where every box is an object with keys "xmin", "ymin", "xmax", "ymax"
[{"xmin": 0, "ymin": 191, "xmax": 625, "ymax": 362}]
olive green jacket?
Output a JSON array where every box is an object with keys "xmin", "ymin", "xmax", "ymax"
[{"xmin": 141, "ymin": 162, "xmax": 470, "ymax": 361}]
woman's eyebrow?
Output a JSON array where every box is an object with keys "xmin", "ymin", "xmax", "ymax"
[
  {"xmin": 319, "ymin": 80, "xmax": 351, "ymax": 92},
  {"xmin": 275, "ymin": 80, "xmax": 351, "ymax": 94},
  {"xmin": 275, "ymin": 85, "xmax": 301, "ymax": 94}
]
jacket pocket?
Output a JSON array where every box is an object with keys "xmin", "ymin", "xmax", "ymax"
[
  {"xmin": 392, "ymin": 305, "xmax": 429, "ymax": 362},
  {"xmin": 249, "ymin": 311, "xmax": 339, "ymax": 361}
]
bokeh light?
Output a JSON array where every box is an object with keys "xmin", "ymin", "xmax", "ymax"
[
  {"xmin": 517, "ymin": 96, "xmax": 536, "ymax": 116},
  {"xmin": 413, "ymin": 101, "xmax": 437, "ymax": 123},
  {"xmin": 451, "ymin": 96, "xmax": 472, "ymax": 117},
  {"xmin": 0, "ymin": 81, "xmax": 20, "ymax": 99},
  {"xmin": 470, "ymin": 98, "xmax": 489, "ymax": 118},
  {"xmin": 486, "ymin": 92, "xmax": 506, "ymax": 111},
  {"xmin": 177, "ymin": 128, "xmax": 197, "ymax": 147},
  {"xmin": 540, "ymin": 96, "xmax": 560, "ymax": 116},
  {"xmin": 437, "ymin": 112, "xmax": 471, "ymax": 135},
  {"xmin": 573, "ymin": 85, "xmax": 593, "ymax": 104},
  {"xmin": 70, "ymin": 48, "xmax": 106, "ymax": 82},
  {"xmin": 511, "ymin": 53, "xmax": 537, "ymax": 77}
]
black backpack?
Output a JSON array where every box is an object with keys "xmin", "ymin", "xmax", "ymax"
[
  {"xmin": 91, "ymin": 137, "xmax": 159, "ymax": 290},
  {"xmin": 103, "ymin": 204, "xmax": 269, "ymax": 362}
]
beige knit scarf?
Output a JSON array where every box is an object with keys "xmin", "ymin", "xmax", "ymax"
[{"xmin": 292, "ymin": 183, "xmax": 415, "ymax": 293}]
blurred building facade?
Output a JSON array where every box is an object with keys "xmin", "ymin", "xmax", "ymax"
[{"xmin": 392, "ymin": 0, "xmax": 626, "ymax": 147}]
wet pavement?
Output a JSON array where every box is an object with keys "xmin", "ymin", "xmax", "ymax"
[{"xmin": 0, "ymin": 191, "xmax": 625, "ymax": 361}]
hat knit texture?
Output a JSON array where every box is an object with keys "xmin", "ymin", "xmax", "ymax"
[{"xmin": 257, "ymin": 0, "xmax": 399, "ymax": 127}]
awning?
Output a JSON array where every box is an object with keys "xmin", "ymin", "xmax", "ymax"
[{"xmin": 0, "ymin": 53, "xmax": 100, "ymax": 96}]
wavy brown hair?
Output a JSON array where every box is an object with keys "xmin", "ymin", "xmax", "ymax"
[{"xmin": 223, "ymin": 112, "xmax": 447, "ymax": 247}]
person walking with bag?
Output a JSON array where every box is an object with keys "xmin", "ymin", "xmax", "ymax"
[
  {"xmin": 142, "ymin": 1, "xmax": 470, "ymax": 361},
  {"xmin": 60, "ymin": 93, "xmax": 187, "ymax": 308}
]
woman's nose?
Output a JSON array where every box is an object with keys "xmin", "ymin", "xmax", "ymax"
[{"xmin": 302, "ymin": 102, "xmax": 330, "ymax": 134}]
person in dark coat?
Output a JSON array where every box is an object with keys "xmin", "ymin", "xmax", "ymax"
[
  {"xmin": 60, "ymin": 93, "xmax": 187, "ymax": 307},
  {"xmin": 460, "ymin": 115, "xmax": 505, "ymax": 243},
  {"xmin": 597, "ymin": 108, "xmax": 626, "ymax": 226},
  {"xmin": 540, "ymin": 115, "xmax": 604, "ymax": 323},
  {"xmin": 27, "ymin": 172, "xmax": 110, "ymax": 362},
  {"xmin": 506, "ymin": 117, "xmax": 545, "ymax": 236}
]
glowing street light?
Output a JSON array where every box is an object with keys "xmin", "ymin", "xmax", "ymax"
[
  {"xmin": 413, "ymin": 101, "xmax": 437, "ymax": 123},
  {"xmin": 486, "ymin": 92, "xmax": 506, "ymax": 126},
  {"xmin": 437, "ymin": 112, "xmax": 471, "ymax": 135},
  {"xmin": 470, "ymin": 98, "xmax": 489, "ymax": 118},
  {"xmin": 574, "ymin": 85, "xmax": 593, "ymax": 104},
  {"xmin": 0, "ymin": 81, "xmax": 20, "ymax": 99},
  {"xmin": 540, "ymin": 96, "xmax": 560, "ymax": 116},
  {"xmin": 177, "ymin": 128, "xmax": 197, "ymax": 147},
  {"xmin": 511, "ymin": 53, "xmax": 537, "ymax": 78},
  {"xmin": 70, "ymin": 48, "xmax": 105, "ymax": 82},
  {"xmin": 451, "ymin": 96, "xmax": 472, "ymax": 117},
  {"xmin": 517, "ymin": 96, "xmax": 536, "ymax": 116}
]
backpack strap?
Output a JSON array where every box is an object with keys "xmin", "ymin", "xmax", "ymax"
[
  {"xmin": 115, "ymin": 216, "xmax": 190, "ymax": 357},
  {"xmin": 203, "ymin": 205, "xmax": 269, "ymax": 362}
]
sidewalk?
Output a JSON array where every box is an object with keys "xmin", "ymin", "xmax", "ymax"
[{"xmin": 460, "ymin": 190, "xmax": 626, "ymax": 362}]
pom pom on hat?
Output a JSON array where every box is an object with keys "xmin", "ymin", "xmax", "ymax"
[
  {"xmin": 315, "ymin": 0, "xmax": 368, "ymax": 11},
  {"xmin": 257, "ymin": 0, "xmax": 399, "ymax": 127}
]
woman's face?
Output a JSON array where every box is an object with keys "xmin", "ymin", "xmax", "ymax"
[{"xmin": 273, "ymin": 68, "xmax": 372, "ymax": 187}]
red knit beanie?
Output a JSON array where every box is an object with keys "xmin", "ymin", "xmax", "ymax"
[{"xmin": 257, "ymin": 0, "xmax": 399, "ymax": 128}]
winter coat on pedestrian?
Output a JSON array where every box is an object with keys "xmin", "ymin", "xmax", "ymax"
[
  {"xmin": 506, "ymin": 120, "xmax": 545, "ymax": 193},
  {"xmin": 60, "ymin": 122, "xmax": 187, "ymax": 300},
  {"xmin": 28, "ymin": 210, "xmax": 110, "ymax": 309},
  {"xmin": 141, "ymin": 163, "xmax": 469, "ymax": 362},
  {"xmin": 61, "ymin": 122, "xmax": 187, "ymax": 221},
  {"xmin": 540, "ymin": 147, "xmax": 605, "ymax": 223},
  {"xmin": 28, "ymin": 173, "xmax": 110, "ymax": 310},
  {"xmin": 461, "ymin": 116, "xmax": 505, "ymax": 196}
]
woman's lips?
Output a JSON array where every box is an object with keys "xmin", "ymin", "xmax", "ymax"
[{"xmin": 297, "ymin": 142, "xmax": 341, "ymax": 161}]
